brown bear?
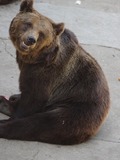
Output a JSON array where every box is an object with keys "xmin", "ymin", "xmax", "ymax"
[{"xmin": 0, "ymin": 0, "xmax": 110, "ymax": 145}]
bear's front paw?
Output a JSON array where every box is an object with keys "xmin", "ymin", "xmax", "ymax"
[
  {"xmin": 0, "ymin": 96, "xmax": 11, "ymax": 116},
  {"xmin": 0, "ymin": 96, "xmax": 7, "ymax": 105},
  {"xmin": 9, "ymin": 94, "xmax": 21, "ymax": 103}
]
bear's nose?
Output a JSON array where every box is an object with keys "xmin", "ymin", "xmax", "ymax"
[{"xmin": 26, "ymin": 36, "xmax": 36, "ymax": 45}]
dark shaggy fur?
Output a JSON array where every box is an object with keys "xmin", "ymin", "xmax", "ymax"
[
  {"xmin": 0, "ymin": 0, "xmax": 17, "ymax": 5},
  {"xmin": 0, "ymin": 0, "xmax": 110, "ymax": 145}
]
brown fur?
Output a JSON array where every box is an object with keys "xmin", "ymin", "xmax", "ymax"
[
  {"xmin": 0, "ymin": 0, "xmax": 110, "ymax": 145},
  {"xmin": 0, "ymin": 0, "xmax": 17, "ymax": 5}
]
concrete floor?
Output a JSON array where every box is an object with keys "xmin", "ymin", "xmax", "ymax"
[{"xmin": 0, "ymin": 0, "xmax": 120, "ymax": 159}]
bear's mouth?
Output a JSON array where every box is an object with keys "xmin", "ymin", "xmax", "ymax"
[
  {"xmin": 20, "ymin": 41, "xmax": 36, "ymax": 54},
  {"xmin": 20, "ymin": 41, "xmax": 30, "ymax": 51}
]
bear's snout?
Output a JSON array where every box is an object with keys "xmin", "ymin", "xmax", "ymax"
[{"xmin": 26, "ymin": 36, "xmax": 36, "ymax": 46}]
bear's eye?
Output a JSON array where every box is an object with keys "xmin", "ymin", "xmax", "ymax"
[
  {"xmin": 26, "ymin": 22, "xmax": 32, "ymax": 28},
  {"xmin": 39, "ymin": 32, "xmax": 45, "ymax": 40},
  {"xmin": 22, "ymin": 22, "xmax": 32, "ymax": 31}
]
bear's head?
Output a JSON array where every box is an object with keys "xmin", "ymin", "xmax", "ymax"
[{"xmin": 9, "ymin": 0, "xmax": 64, "ymax": 57}]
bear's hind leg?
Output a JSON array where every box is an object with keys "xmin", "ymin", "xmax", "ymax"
[{"xmin": 0, "ymin": 108, "xmax": 89, "ymax": 144}]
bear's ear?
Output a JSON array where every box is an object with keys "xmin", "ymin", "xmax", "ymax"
[
  {"xmin": 20, "ymin": 0, "xmax": 34, "ymax": 12},
  {"xmin": 53, "ymin": 23, "xmax": 65, "ymax": 36}
]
